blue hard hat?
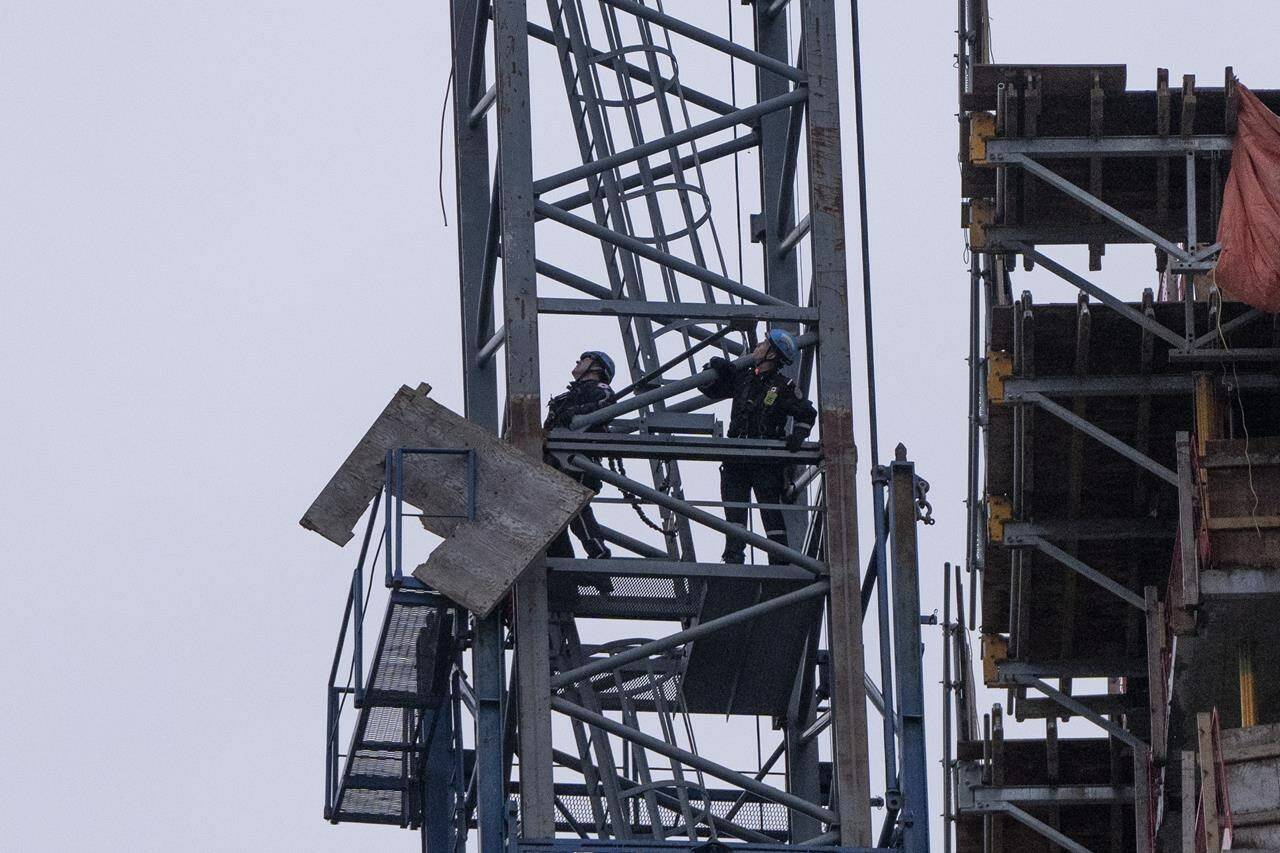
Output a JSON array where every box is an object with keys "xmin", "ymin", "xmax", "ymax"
[
  {"xmin": 766, "ymin": 329, "xmax": 798, "ymax": 365},
  {"xmin": 580, "ymin": 350, "xmax": 616, "ymax": 382}
]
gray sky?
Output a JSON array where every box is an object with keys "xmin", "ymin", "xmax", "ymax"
[{"xmin": 3, "ymin": 1, "xmax": 1275, "ymax": 850}]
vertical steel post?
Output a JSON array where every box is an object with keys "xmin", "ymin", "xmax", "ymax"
[
  {"xmin": 493, "ymin": 0, "xmax": 555, "ymax": 839},
  {"xmin": 943, "ymin": 562, "xmax": 954, "ymax": 853},
  {"xmin": 451, "ymin": 2, "xmax": 506, "ymax": 849},
  {"xmin": 753, "ymin": 6, "xmax": 820, "ymax": 836},
  {"xmin": 754, "ymin": 0, "xmax": 809, "ymax": 557},
  {"xmin": 422, "ymin": 706, "xmax": 454, "ymax": 851},
  {"xmin": 801, "ymin": 0, "xmax": 871, "ymax": 843},
  {"xmin": 889, "ymin": 447, "xmax": 931, "ymax": 853}
]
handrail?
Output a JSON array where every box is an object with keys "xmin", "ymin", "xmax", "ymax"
[{"xmin": 324, "ymin": 490, "xmax": 384, "ymax": 818}]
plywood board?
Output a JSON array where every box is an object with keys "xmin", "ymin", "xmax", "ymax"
[{"xmin": 300, "ymin": 383, "xmax": 593, "ymax": 616}]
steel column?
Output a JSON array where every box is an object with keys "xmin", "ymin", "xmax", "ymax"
[
  {"xmin": 493, "ymin": 0, "xmax": 554, "ymax": 838},
  {"xmin": 802, "ymin": 0, "xmax": 871, "ymax": 843},
  {"xmin": 450, "ymin": 2, "xmax": 505, "ymax": 850},
  {"xmin": 889, "ymin": 452, "xmax": 931, "ymax": 853}
]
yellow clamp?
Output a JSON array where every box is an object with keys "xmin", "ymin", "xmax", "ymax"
[
  {"xmin": 969, "ymin": 112, "xmax": 996, "ymax": 165},
  {"xmin": 981, "ymin": 633, "xmax": 1010, "ymax": 687},
  {"xmin": 968, "ymin": 198, "xmax": 994, "ymax": 250},
  {"xmin": 986, "ymin": 349, "xmax": 1012, "ymax": 404},
  {"xmin": 986, "ymin": 493, "xmax": 1012, "ymax": 543}
]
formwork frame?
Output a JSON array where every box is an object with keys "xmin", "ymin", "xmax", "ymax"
[
  {"xmin": 441, "ymin": 1, "xmax": 928, "ymax": 851},
  {"xmin": 953, "ymin": 3, "xmax": 1280, "ymax": 852}
]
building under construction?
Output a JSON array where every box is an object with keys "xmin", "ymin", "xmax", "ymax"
[{"xmin": 300, "ymin": 2, "xmax": 1280, "ymax": 852}]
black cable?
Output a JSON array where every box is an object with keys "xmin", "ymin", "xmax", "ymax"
[
  {"xmin": 850, "ymin": 0, "xmax": 881, "ymax": 468},
  {"xmin": 438, "ymin": 68, "xmax": 455, "ymax": 227}
]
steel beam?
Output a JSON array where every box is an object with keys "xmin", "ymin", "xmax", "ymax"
[
  {"xmin": 547, "ymin": 752, "xmax": 778, "ymax": 845},
  {"xmin": 1019, "ymin": 391, "xmax": 1178, "ymax": 486},
  {"xmin": 1012, "ymin": 535, "xmax": 1149, "ymax": 612},
  {"xmin": 598, "ymin": 0, "xmax": 806, "ymax": 83},
  {"xmin": 1006, "ymin": 155, "xmax": 1192, "ymax": 260},
  {"xmin": 546, "ymin": 132, "xmax": 759, "ymax": 214},
  {"xmin": 970, "ymin": 784, "xmax": 1134, "ymax": 805},
  {"xmin": 545, "ymin": 557, "xmax": 813, "ymax": 581},
  {"xmin": 1011, "ymin": 676, "xmax": 1146, "ymax": 752},
  {"xmin": 1011, "ymin": 245, "xmax": 1189, "ymax": 348},
  {"xmin": 493, "ymin": 0, "xmax": 554, "ymax": 838},
  {"xmin": 451, "ymin": 2, "xmax": 505, "ymax": 850},
  {"xmin": 889, "ymin": 454, "xmax": 931, "ymax": 853},
  {"xmin": 567, "ymin": 454, "xmax": 826, "ymax": 573},
  {"xmin": 550, "ymin": 697, "xmax": 838, "ymax": 825},
  {"xmin": 524, "ymin": 21, "xmax": 737, "ymax": 117},
  {"xmin": 532, "ymin": 89, "xmax": 807, "ymax": 196},
  {"xmin": 536, "ymin": 201, "xmax": 789, "ymax": 307},
  {"xmin": 985, "ymin": 134, "xmax": 1232, "ymax": 159},
  {"xmin": 536, "ymin": 297, "xmax": 816, "ymax": 322},
  {"xmin": 802, "ymin": 0, "xmax": 871, "ymax": 843},
  {"xmin": 568, "ymin": 332, "xmax": 816, "ymax": 429},
  {"xmin": 966, "ymin": 802, "xmax": 1096, "ymax": 853},
  {"xmin": 550, "ymin": 580, "xmax": 829, "ymax": 689}
]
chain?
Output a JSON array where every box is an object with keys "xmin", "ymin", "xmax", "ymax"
[
  {"xmin": 608, "ymin": 457, "xmax": 676, "ymax": 538},
  {"xmin": 914, "ymin": 475, "xmax": 936, "ymax": 525}
]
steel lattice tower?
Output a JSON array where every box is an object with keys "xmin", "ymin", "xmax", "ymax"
[{"xmin": 321, "ymin": 3, "xmax": 934, "ymax": 851}]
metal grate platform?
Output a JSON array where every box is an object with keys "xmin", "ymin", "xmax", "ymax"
[
  {"xmin": 366, "ymin": 595, "xmax": 450, "ymax": 706},
  {"xmin": 681, "ymin": 578, "xmax": 823, "ymax": 716}
]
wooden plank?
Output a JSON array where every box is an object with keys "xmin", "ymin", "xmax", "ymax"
[
  {"xmin": 1145, "ymin": 586, "xmax": 1167, "ymax": 765},
  {"xmin": 1177, "ymin": 432, "xmax": 1200, "ymax": 611},
  {"xmin": 299, "ymin": 383, "xmax": 592, "ymax": 616},
  {"xmin": 1197, "ymin": 712, "xmax": 1221, "ymax": 853},
  {"xmin": 1182, "ymin": 750, "xmax": 1197, "ymax": 853},
  {"xmin": 1207, "ymin": 516, "xmax": 1280, "ymax": 531}
]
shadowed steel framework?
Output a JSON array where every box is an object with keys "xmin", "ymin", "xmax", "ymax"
[{"xmin": 321, "ymin": 3, "xmax": 937, "ymax": 852}]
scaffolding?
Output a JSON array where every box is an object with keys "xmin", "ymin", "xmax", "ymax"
[{"xmin": 952, "ymin": 3, "xmax": 1280, "ymax": 851}]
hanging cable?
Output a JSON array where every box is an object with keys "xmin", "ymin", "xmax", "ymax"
[
  {"xmin": 438, "ymin": 67, "xmax": 455, "ymax": 227},
  {"xmin": 850, "ymin": 0, "xmax": 881, "ymax": 466}
]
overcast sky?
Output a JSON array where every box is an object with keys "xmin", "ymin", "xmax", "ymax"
[{"xmin": 3, "ymin": 2, "xmax": 1276, "ymax": 850}]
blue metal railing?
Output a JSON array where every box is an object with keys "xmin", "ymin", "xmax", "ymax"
[
  {"xmin": 384, "ymin": 447, "xmax": 477, "ymax": 586},
  {"xmin": 325, "ymin": 447, "xmax": 478, "ymax": 823},
  {"xmin": 325, "ymin": 489, "xmax": 382, "ymax": 820}
]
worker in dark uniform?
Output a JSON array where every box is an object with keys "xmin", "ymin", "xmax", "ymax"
[
  {"xmin": 700, "ymin": 329, "xmax": 815, "ymax": 564},
  {"xmin": 545, "ymin": 350, "xmax": 616, "ymax": 561}
]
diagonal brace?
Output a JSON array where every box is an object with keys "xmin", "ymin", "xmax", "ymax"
[
  {"xmin": 550, "ymin": 696, "xmax": 838, "ymax": 825},
  {"xmin": 1006, "ymin": 154, "xmax": 1191, "ymax": 260},
  {"xmin": 1019, "ymin": 535, "xmax": 1148, "ymax": 612},
  {"xmin": 567, "ymin": 454, "xmax": 826, "ymax": 574},
  {"xmin": 970, "ymin": 801, "xmax": 1097, "ymax": 853},
  {"xmin": 1012, "ymin": 675, "xmax": 1147, "ymax": 752},
  {"xmin": 533, "ymin": 89, "xmax": 807, "ymax": 195},
  {"xmin": 551, "ymin": 580, "xmax": 828, "ymax": 689},
  {"xmin": 1019, "ymin": 391, "xmax": 1178, "ymax": 486},
  {"xmin": 1012, "ymin": 245, "xmax": 1187, "ymax": 349},
  {"xmin": 536, "ymin": 200, "xmax": 789, "ymax": 307}
]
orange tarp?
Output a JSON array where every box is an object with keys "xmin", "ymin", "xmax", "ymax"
[{"xmin": 1216, "ymin": 83, "xmax": 1280, "ymax": 312}]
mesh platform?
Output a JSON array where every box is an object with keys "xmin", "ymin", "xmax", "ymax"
[
  {"xmin": 681, "ymin": 578, "xmax": 823, "ymax": 716},
  {"xmin": 335, "ymin": 747, "xmax": 414, "ymax": 825},
  {"xmin": 512, "ymin": 783, "xmax": 790, "ymax": 840},
  {"xmin": 367, "ymin": 597, "xmax": 449, "ymax": 706},
  {"xmin": 565, "ymin": 575, "xmax": 702, "ymax": 621},
  {"xmin": 333, "ymin": 591, "xmax": 451, "ymax": 827}
]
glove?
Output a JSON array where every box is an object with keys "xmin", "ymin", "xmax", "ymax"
[
  {"xmin": 786, "ymin": 431, "xmax": 805, "ymax": 452},
  {"xmin": 704, "ymin": 356, "xmax": 731, "ymax": 375}
]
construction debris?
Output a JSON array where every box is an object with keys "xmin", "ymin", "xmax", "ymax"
[{"xmin": 300, "ymin": 383, "xmax": 592, "ymax": 616}]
